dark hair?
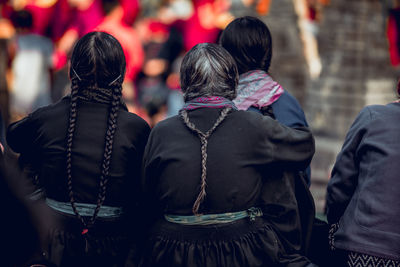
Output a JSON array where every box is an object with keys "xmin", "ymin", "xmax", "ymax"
[
  {"xmin": 67, "ymin": 31, "xmax": 125, "ymax": 230},
  {"xmin": 219, "ymin": 16, "xmax": 272, "ymax": 75},
  {"xmin": 11, "ymin": 10, "xmax": 33, "ymax": 29},
  {"xmin": 180, "ymin": 43, "xmax": 238, "ymax": 102}
]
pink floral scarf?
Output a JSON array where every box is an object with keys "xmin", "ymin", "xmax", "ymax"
[{"xmin": 233, "ymin": 70, "xmax": 284, "ymax": 110}]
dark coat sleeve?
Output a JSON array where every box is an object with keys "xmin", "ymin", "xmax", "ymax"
[
  {"xmin": 140, "ymin": 129, "xmax": 165, "ymax": 225},
  {"xmin": 122, "ymin": 119, "xmax": 151, "ymax": 219},
  {"xmin": 6, "ymin": 114, "xmax": 37, "ymax": 154},
  {"xmin": 252, "ymin": 114, "xmax": 315, "ymax": 171},
  {"xmin": 255, "ymin": 112, "xmax": 316, "ymax": 266},
  {"xmin": 326, "ymin": 107, "xmax": 371, "ymax": 223},
  {"xmin": 250, "ymin": 92, "xmax": 313, "ymax": 186},
  {"xmin": 271, "ymin": 91, "xmax": 312, "ymax": 186}
]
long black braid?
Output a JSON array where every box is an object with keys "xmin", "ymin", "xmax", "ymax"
[
  {"xmin": 66, "ymin": 77, "xmax": 83, "ymax": 226},
  {"xmin": 179, "ymin": 107, "xmax": 231, "ymax": 215},
  {"xmin": 66, "ymin": 32, "xmax": 125, "ymax": 235},
  {"xmin": 90, "ymin": 84, "xmax": 121, "ymax": 225},
  {"xmin": 66, "ymin": 83, "xmax": 122, "ymax": 230}
]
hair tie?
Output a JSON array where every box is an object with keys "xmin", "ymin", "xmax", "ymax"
[
  {"xmin": 108, "ymin": 75, "xmax": 121, "ymax": 86},
  {"xmin": 72, "ymin": 68, "xmax": 82, "ymax": 81}
]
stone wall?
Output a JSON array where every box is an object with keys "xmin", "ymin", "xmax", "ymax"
[
  {"xmin": 235, "ymin": 0, "xmax": 398, "ymax": 213},
  {"xmin": 264, "ymin": 0, "xmax": 310, "ymax": 105},
  {"xmin": 230, "ymin": 0, "xmax": 309, "ymax": 106},
  {"xmin": 305, "ymin": 0, "xmax": 397, "ymax": 212}
]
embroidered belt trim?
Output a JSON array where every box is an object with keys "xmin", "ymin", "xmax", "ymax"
[
  {"xmin": 46, "ymin": 198, "xmax": 123, "ymax": 218},
  {"xmin": 165, "ymin": 207, "xmax": 263, "ymax": 225}
]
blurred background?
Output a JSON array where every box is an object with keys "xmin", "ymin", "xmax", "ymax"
[{"xmin": 0, "ymin": 0, "xmax": 399, "ymax": 216}]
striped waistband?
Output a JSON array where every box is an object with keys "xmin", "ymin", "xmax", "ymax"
[
  {"xmin": 46, "ymin": 198, "xmax": 123, "ymax": 218},
  {"xmin": 164, "ymin": 207, "xmax": 263, "ymax": 225}
]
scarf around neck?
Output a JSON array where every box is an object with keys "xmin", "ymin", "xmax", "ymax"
[
  {"xmin": 182, "ymin": 96, "xmax": 238, "ymax": 111},
  {"xmin": 233, "ymin": 70, "xmax": 284, "ymax": 110}
]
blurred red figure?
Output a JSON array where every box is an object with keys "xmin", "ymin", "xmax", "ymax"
[
  {"xmin": 96, "ymin": 0, "xmax": 145, "ymax": 117},
  {"xmin": 1, "ymin": 0, "xmax": 57, "ymax": 36},
  {"xmin": 52, "ymin": 0, "xmax": 140, "ymax": 71},
  {"xmin": 387, "ymin": 4, "xmax": 400, "ymax": 66},
  {"xmin": 52, "ymin": 0, "xmax": 104, "ymax": 70},
  {"xmin": 119, "ymin": 0, "xmax": 140, "ymax": 26},
  {"xmin": 173, "ymin": 0, "xmax": 226, "ymax": 51},
  {"xmin": 97, "ymin": 0, "xmax": 144, "ymax": 83},
  {"xmin": 21, "ymin": 0, "xmax": 57, "ymax": 36}
]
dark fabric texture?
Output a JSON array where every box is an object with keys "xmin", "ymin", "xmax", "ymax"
[
  {"xmin": 141, "ymin": 107, "xmax": 315, "ymax": 266},
  {"xmin": 270, "ymin": 90, "xmax": 311, "ymax": 186},
  {"xmin": 45, "ymin": 210, "xmax": 131, "ymax": 267},
  {"xmin": 326, "ymin": 103, "xmax": 400, "ymax": 260},
  {"xmin": 247, "ymin": 88, "xmax": 311, "ymax": 186},
  {"xmin": 0, "ymin": 151, "xmax": 41, "ymax": 266},
  {"xmin": 248, "ymin": 104, "xmax": 317, "ymax": 262},
  {"xmin": 140, "ymin": 218, "xmax": 311, "ymax": 267},
  {"xmin": 6, "ymin": 96, "xmax": 151, "ymax": 266},
  {"xmin": 308, "ymin": 218, "xmax": 332, "ymax": 267}
]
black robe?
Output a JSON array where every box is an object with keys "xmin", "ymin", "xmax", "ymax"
[
  {"xmin": 7, "ymin": 96, "xmax": 150, "ymax": 267},
  {"xmin": 141, "ymin": 107, "xmax": 315, "ymax": 267}
]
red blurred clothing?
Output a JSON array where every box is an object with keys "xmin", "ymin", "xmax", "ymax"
[
  {"xmin": 50, "ymin": 0, "xmax": 74, "ymax": 41},
  {"xmin": 96, "ymin": 6, "xmax": 144, "ymax": 82},
  {"xmin": 24, "ymin": 1, "xmax": 57, "ymax": 36},
  {"xmin": 387, "ymin": 8, "xmax": 400, "ymax": 66},
  {"xmin": 173, "ymin": 0, "xmax": 221, "ymax": 52},
  {"xmin": 51, "ymin": 0, "xmax": 104, "ymax": 70},
  {"xmin": 119, "ymin": 0, "xmax": 140, "ymax": 26},
  {"xmin": 307, "ymin": 5, "xmax": 317, "ymax": 21},
  {"xmin": 1, "ymin": 0, "xmax": 56, "ymax": 37},
  {"xmin": 68, "ymin": 0, "xmax": 104, "ymax": 37}
]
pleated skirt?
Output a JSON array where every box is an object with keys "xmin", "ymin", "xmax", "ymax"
[
  {"xmin": 42, "ymin": 210, "xmax": 131, "ymax": 267},
  {"xmin": 139, "ymin": 217, "xmax": 299, "ymax": 267}
]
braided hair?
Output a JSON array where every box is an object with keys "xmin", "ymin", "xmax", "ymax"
[
  {"xmin": 180, "ymin": 107, "xmax": 231, "ymax": 215},
  {"xmin": 179, "ymin": 43, "xmax": 238, "ymax": 214},
  {"xmin": 66, "ymin": 31, "xmax": 126, "ymax": 231}
]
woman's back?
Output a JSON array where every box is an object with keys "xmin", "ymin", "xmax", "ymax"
[
  {"xmin": 140, "ymin": 42, "xmax": 316, "ymax": 267},
  {"xmin": 7, "ymin": 96, "xmax": 150, "ymax": 206},
  {"xmin": 6, "ymin": 31, "xmax": 151, "ymax": 267},
  {"xmin": 144, "ymin": 108, "xmax": 312, "ymax": 214}
]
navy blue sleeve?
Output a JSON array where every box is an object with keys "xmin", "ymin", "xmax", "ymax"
[
  {"xmin": 271, "ymin": 91, "xmax": 308, "ymax": 128},
  {"xmin": 270, "ymin": 91, "xmax": 311, "ymax": 186}
]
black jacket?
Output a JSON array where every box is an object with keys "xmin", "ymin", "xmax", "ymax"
[
  {"xmin": 7, "ymin": 96, "xmax": 151, "ymax": 210},
  {"xmin": 143, "ymin": 107, "xmax": 314, "ymax": 222}
]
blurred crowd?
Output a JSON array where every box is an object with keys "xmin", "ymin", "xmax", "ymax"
[
  {"xmin": 0, "ymin": 0, "xmax": 328, "ymax": 131},
  {"xmin": 0, "ymin": 0, "xmax": 233, "ymax": 129}
]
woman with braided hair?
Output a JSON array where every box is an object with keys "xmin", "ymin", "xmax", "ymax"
[
  {"xmin": 7, "ymin": 31, "xmax": 150, "ymax": 266},
  {"xmin": 140, "ymin": 43, "xmax": 316, "ymax": 267}
]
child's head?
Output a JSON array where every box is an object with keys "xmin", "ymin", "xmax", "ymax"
[{"xmin": 219, "ymin": 16, "xmax": 272, "ymax": 75}]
